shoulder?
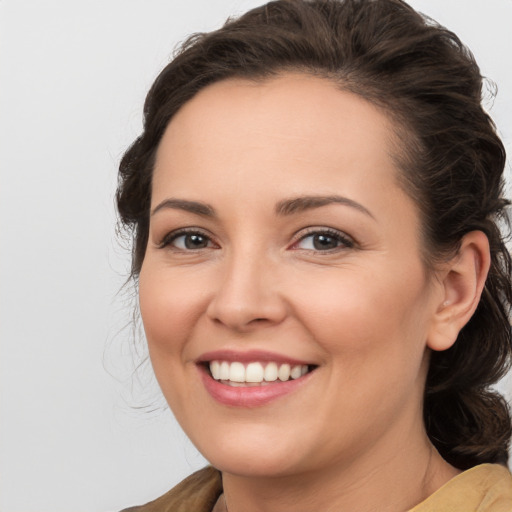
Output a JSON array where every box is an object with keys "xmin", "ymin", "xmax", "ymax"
[
  {"xmin": 120, "ymin": 466, "xmax": 222, "ymax": 512},
  {"xmin": 474, "ymin": 464, "xmax": 512, "ymax": 512},
  {"xmin": 410, "ymin": 463, "xmax": 512, "ymax": 512}
]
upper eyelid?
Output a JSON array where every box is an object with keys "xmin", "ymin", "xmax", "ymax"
[
  {"xmin": 292, "ymin": 226, "xmax": 355, "ymax": 244},
  {"xmin": 289, "ymin": 230, "xmax": 355, "ymax": 253},
  {"xmin": 157, "ymin": 227, "xmax": 216, "ymax": 248}
]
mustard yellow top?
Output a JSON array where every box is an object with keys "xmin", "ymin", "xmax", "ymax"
[
  {"xmin": 122, "ymin": 463, "xmax": 512, "ymax": 512},
  {"xmin": 409, "ymin": 463, "xmax": 512, "ymax": 512}
]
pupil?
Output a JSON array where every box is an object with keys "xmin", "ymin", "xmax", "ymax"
[
  {"xmin": 185, "ymin": 234, "xmax": 207, "ymax": 249},
  {"xmin": 313, "ymin": 234, "xmax": 337, "ymax": 250}
]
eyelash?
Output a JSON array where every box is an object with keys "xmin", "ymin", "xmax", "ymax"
[
  {"xmin": 158, "ymin": 228, "xmax": 216, "ymax": 250},
  {"xmin": 157, "ymin": 227, "xmax": 354, "ymax": 252},
  {"xmin": 291, "ymin": 227, "xmax": 355, "ymax": 252}
]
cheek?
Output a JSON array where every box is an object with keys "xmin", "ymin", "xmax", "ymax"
[
  {"xmin": 138, "ymin": 265, "xmax": 211, "ymax": 415},
  {"xmin": 138, "ymin": 265, "xmax": 207, "ymax": 357},
  {"xmin": 292, "ymin": 267, "xmax": 431, "ymax": 432},
  {"xmin": 290, "ymin": 263, "xmax": 431, "ymax": 368}
]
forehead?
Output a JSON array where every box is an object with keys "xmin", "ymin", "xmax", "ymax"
[
  {"xmin": 152, "ymin": 73, "xmax": 405, "ymax": 208},
  {"xmin": 158, "ymin": 73, "xmax": 397, "ymax": 155}
]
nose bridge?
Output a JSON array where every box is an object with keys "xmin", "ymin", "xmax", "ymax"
[{"xmin": 206, "ymin": 242, "xmax": 286, "ymax": 330}]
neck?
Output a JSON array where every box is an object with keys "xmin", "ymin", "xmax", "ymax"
[{"xmin": 220, "ymin": 421, "xmax": 459, "ymax": 512}]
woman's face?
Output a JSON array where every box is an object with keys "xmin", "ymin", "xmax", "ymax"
[{"xmin": 139, "ymin": 74, "xmax": 444, "ymax": 478}]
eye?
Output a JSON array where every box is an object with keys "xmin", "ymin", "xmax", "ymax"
[
  {"xmin": 159, "ymin": 229, "xmax": 216, "ymax": 250},
  {"xmin": 292, "ymin": 229, "xmax": 354, "ymax": 252}
]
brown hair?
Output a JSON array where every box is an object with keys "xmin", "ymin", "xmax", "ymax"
[{"xmin": 117, "ymin": 0, "xmax": 512, "ymax": 469}]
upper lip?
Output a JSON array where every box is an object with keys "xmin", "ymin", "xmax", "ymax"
[{"xmin": 196, "ymin": 349, "xmax": 315, "ymax": 366}]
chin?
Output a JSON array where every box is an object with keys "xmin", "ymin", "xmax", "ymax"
[
  {"xmin": 207, "ymin": 451, "xmax": 305, "ymax": 478},
  {"xmin": 187, "ymin": 421, "xmax": 334, "ymax": 479}
]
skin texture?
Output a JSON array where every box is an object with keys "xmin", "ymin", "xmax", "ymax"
[{"xmin": 139, "ymin": 74, "xmax": 490, "ymax": 512}]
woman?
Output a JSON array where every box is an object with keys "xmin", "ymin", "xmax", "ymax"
[{"xmin": 117, "ymin": 0, "xmax": 512, "ymax": 510}]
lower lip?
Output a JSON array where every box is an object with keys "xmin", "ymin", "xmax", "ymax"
[{"xmin": 199, "ymin": 366, "xmax": 313, "ymax": 408}]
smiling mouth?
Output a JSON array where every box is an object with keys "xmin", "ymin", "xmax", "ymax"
[{"xmin": 206, "ymin": 361, "xmax": 317, "ymax": 387}]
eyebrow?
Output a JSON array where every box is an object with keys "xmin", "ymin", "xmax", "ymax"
[
  {"xmin": 275, "ymin": 195, "xmax": 375, "ymax": 219},
  {"xmin": 151, "ymin": 198, "xmax": 216, "ymax": 217},
  {"xmin": 151, "ymin": 195, "xmax": 374, "ymax": 220}
]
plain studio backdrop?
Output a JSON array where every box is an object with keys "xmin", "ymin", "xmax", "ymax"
[{"xmin": 0, "ymin": 1, "xmax": 511, "ymax": 511}]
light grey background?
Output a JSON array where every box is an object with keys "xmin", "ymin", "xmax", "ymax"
[{"xmin": 1, "ymin": 1, "xmax": 511, "ymax": 511}]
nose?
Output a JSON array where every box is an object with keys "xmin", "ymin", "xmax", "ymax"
[{"xmin": 206, "ymin": 251, "xmax": 287, "ymax": 332}]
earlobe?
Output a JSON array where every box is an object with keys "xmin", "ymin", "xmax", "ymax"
[{"xmin": 427, "ymin": 231, "xmax": 490, "ymax": 352}]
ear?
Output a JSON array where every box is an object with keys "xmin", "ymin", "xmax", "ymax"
[{"xmin": 427, "ymin": 231, "xmax": 490, "ymax": 352}]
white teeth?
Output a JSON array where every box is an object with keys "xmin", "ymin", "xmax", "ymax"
[
  {"xmin": 209, "ymin": 360, "xmax": 311, "ymax": 384},
  {"xmin": 278, "ymin": 363, "xmax": 291, "ymax": 381},
  {"xmin": 246, "ymin": 362, "xmax": 264, "ymax": 383},
  {"xmin": 210, "ymin": 360, "xmax": 220, "ymax": 380},
  {"xmin": 219, "ymin": 361, "xmax": 230, "ymax": 380},
  {"xmin": 290, "ymin": 365, "xmax": 302, "ymax": 380},
  {"xmin": 264, "ymin": 362, "xmax": 278, "ymax": 382},
  {"xmin": 229, "ymin": 362, "xmax": 245, "ymax": 382}
]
